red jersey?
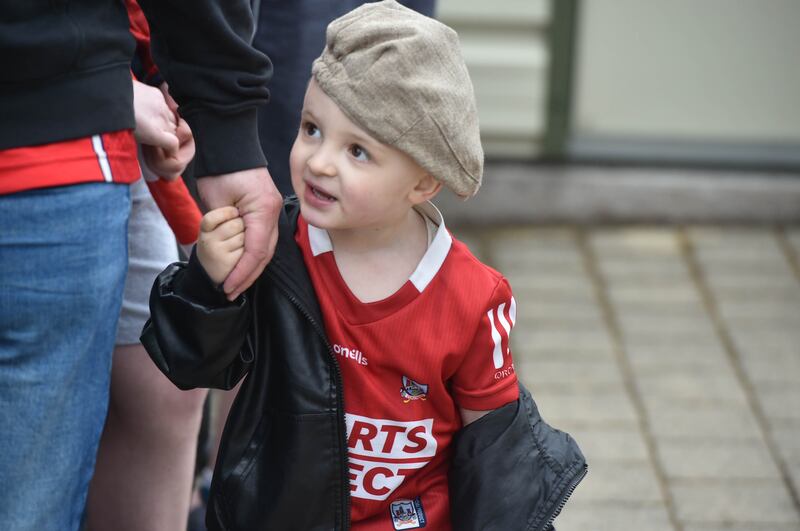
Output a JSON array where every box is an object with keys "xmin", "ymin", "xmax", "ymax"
[
  {"xmin": 296, "ymin": 203, "xmax": 519, "ymax": 531},
  {"xmin": 0, "ymin": 130, "xmax": 140, "ymax": 195},
  {"xmin": 0, "ymin": 0, "xmax": 146, "ymax": 195}
]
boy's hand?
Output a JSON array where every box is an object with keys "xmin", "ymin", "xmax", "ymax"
[
  {"xmin": 197, "ymin": 206, "xmax": 246, "ymax": 285},
  {"xmin": 197, "ymin": 168, "xmax": 282, "ymax": 301}
]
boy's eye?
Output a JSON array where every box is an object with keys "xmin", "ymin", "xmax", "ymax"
[
  {"xmin": 349, "ymin": 144, "xmax": 369, "ymax": 162},
  {"xmin": 303, "ymin": 122, "xmax": 320, "ymax": 138}
]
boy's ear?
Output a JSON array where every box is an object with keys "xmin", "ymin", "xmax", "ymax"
[{"xmin": 410, "ymin": 173, "xmax": 442, "ymax": 204}]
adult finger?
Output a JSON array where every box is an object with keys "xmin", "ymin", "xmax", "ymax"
[
  {"xmin": 222, "ymin": 209, "xmax": 274, "ymax": 299},
  {"xmin": 159, "ymin": 82, "xmax": 179, "ymax": 114},
  {"xmin": 151, "ymin": 130, "xmax": 180, "ymax": 155},
  {"xmin": 175, "ymin": 118, "xmax": 192, "ymax": 144},
  {"xmin": 175, "ymin": 128, "xmax": 196, "ymax": 167}
]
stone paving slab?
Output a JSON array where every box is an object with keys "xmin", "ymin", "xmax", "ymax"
[
  {"xmin": 597, "ymin": 266, "xmax": 691, "ymax": 285},
  {"xmin": 643, "ymin": 401, "xmax": 765, "ymax": 441},
  {"xmin": 702, "ymin": 279, "xmax": 799, "ymax": 298},
  {"xmin": 687, "ymin": 227, "xmax": 781, "ymax": 247},
  {"xmin": 620, "ymin": 332, "xmax": 727, "ymax": 351},
  {"xmin": 772, "ymin": 428, "xmax": 800, "ymax": 465},
  {"xmin": 571, "ymin": 462, "xmax": 665, "ymax": 504},
  {"xmin": 500, "ymin": 273, "xmax": 596, "ymax": 298},
  {"xmin": 607, "ymin": 299, "xmax": 708, "ymax": 317},
  {"xmin": 718, "ymin": 301, "xmax": 800, "ymax": 323},
  {"xmin": 624, "ymin": 344, "xmax": 731, "ymax": 373},
  {"xmin": 693, "ymin": 260, "xmax": 795, "ymax": 279},
  {"xmin": 555, "ymin": 502, "xmax": 674, "ymax": 531},
  {"xmin": 703, "ymin": 284, "xmax": 800, "ymax": 304},
  {"xmin": 671, "ymin": 480, "xmax": 800, "ymax": 525},
  {"xmin": 684, "ymin": 524, "xmax": 800, "ymax": 531},
  {"xmin": 590, "ymin": 228, "xmax": 682, "ymax": 256},
  {"xmin": 519, "ymin": 359, "xmax": 624, "ymax": 391},
  {"xmin": 787, "ymin": 228, "xmax": 800, "ymax": 257},
  {"xmin": 655, "ymin": 439, "xmax": 782, "ymax": 480},
  {"xmin": 530, "ymin": 388, "xmax": 640, "ymax": 429},
  {"xmin": 634, "ymin": 371, "xmax": 750, "ymax": 406},
  {"xmin": 730, "ymin": 331, "xmax": 800, "ymax": 356},
  {"xmin": 614, "ymin": 312, "xmax": 715, "ymax": 336},
  {"xmin": 515, "ymin": 300, "xmax": 602, "ymax": 322},
  {"xmin": 462, "ymin": 223, "xmax": 800, "ymax": 530},
  {"xmin": 516, "ymin": 345, "xmax": 617, "ymax": 366},
  {"xmin": 608, "ymin": 284, "xmax": 702, "ymax": 304},
  {"xmin": 742, "ymin": 356, "xmax": 800, "ymax": 387},
  {"xmin": 617, "ymin": 325, "xmax": 722, "ymax": 345},
  {"xmin": 566, "ymin": 426, "xmax": 651, "ymax": 462},
  {"xmin": 513, "ymin": 326, "xmax": 616, "ymax": 352}
]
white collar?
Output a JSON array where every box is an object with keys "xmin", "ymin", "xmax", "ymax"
[{"xmin": 307, "ymin": 202, "xmax": 452, "ymax": 293}]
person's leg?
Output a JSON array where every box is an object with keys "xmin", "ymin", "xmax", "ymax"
[
  {"xmin": 86, "ymin": 343, "xmax": 206, "ymax": 531},
  {"xmin": 0, "ymin": 183, "xmax": 130, "ymax": 531},
  {"xmin": 86, "ymin": 178, "xmax": 207, "ymax": 531}
]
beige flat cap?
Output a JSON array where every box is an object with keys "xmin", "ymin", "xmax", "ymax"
[{"xmin": 312, "ymin": 0, "xmax": 484, "ymax": 197}]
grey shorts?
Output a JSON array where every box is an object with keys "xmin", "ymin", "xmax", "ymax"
[{"xmin": 115, "ymin": 177, "xmax": 179, "ymax": 345}]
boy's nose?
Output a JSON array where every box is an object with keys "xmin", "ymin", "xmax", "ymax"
[{"xmin": 307, "ymin": 147, "xmax": 337, "ymax": 178}]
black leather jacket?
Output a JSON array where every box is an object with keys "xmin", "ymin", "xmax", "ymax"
[{"xmin": 142, "ymin": 198, "xmax": 587, "ymax": 531}]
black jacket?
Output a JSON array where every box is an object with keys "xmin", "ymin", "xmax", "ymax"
[
  {"xmin": 0, "ymin": 0, "xmax": 270, "ymax": 177},
  {"xmin": 142, "ymin": 198, "xmax": 587, "ymax": 530}
]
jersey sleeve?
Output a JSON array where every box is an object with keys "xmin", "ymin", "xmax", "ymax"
[{"xmin": 451, "ymin": 276, "xmax": 520, "ymax": 411}]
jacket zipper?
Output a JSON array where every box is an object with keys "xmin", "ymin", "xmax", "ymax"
[
  {"xmin": 268, "ymin": 276, "xmax": 352, "ymax": 530},
  {"xmin": 538, "ymin": 463, "xmax": 588, "ymax": 531}
]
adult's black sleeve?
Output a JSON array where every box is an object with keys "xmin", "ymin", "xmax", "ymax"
[{"xmin": 136, "ymin": 0, "xmax": 273, "ymax": 178}]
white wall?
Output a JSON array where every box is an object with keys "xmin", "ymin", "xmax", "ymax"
[{"xmin": 572, "ymin": 0, "xmax": 800, "ymax": 144}]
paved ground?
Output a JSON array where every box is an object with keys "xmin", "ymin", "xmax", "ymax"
[{"xmin": 453, "ymin": 223, "xmax": 800, "ymax": 531}]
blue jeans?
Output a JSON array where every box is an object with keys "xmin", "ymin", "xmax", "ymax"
[{"xmin": 0, "ymin": 183, "xmax": 130, "ymax": 531}]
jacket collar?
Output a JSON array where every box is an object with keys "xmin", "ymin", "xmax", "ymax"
[{"xmin": 264, "ymin": 197, "xmax": 326, "ymax": 328}]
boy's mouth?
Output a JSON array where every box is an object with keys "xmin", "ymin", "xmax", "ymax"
[{"xmin": 309, "ymin": 184, "xmax": 337, "ymax": 202}]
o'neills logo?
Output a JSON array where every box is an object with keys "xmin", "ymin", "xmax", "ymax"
[
  {"xmin": 495, "ymin": 362, "xmax": 516, "ymax": 380},
  {"xmin": 333, "ymin": 344, "xmax": 368, "ymax": 366}
]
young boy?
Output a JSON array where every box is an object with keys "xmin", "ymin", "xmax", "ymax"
[{"xmin": 142, "ymin": 2, "xmax": 586, "ymax": 530}]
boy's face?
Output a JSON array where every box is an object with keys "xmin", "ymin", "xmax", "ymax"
[{"xmin": 289, "ymin": 78, "xmax": 430, "ymax": 232}]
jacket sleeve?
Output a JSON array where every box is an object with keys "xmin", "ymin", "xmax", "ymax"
[
  {"xmin": 140, "ymin": 250, "xmax": 254, "ymax": 391},
  {"xmin": 449, "ymin": 384, "xmax": 588, "ymax": 531},
  {"xmin": 135, "ymin": 0, "xmax": 271, "ymax": 178}
]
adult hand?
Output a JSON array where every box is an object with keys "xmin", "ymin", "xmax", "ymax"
[
  {"xmin": 140, "ymin": 82, "xmax": 195, "ymax": 180},
  {"xmin": 132, "ymin": 79, "xmax": 179, "ymax": 152},
  {"xmin": 197, "ymin": 167, "xmax": 282, "ymax": 300}
]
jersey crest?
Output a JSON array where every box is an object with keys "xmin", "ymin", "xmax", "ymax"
[
  {"xmin": 400, "ymin": 376, "xmax": 428, "ymax": 402},
  {"xmin": 390, "ymin": 497, "xmax": 427, "ymax": 529}
]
